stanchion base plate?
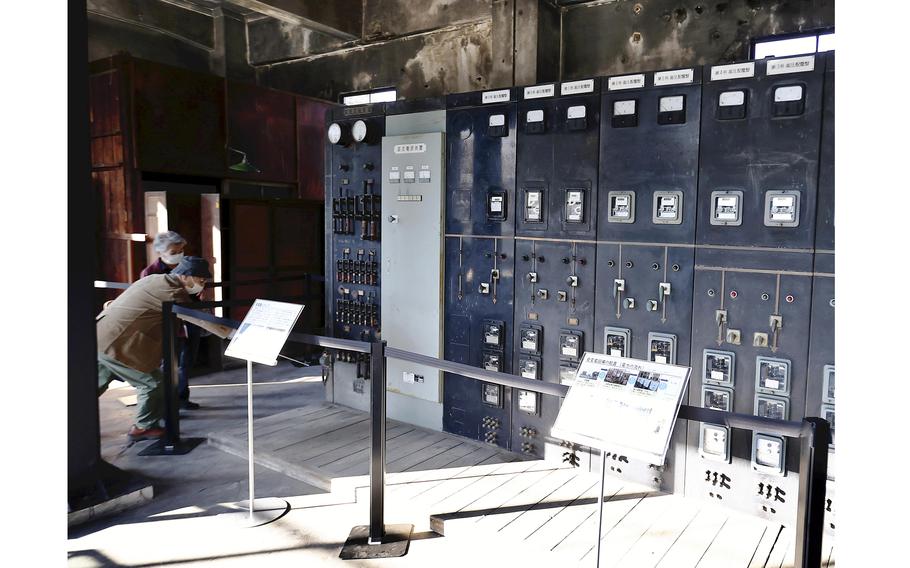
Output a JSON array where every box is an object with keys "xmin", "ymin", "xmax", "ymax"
[
  {"xmin": 339, "ymin": 524, "xmax": 413, "ymax": 559},
  {"xmin": 219, "ymin": 498, "xmax": 291, "ymax": 528},
  {"xmin": 138, "ymin": 437, "xmax": 205, "ymax": 456}
]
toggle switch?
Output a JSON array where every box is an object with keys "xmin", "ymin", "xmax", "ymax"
[
  {"xmin": 491, "ymin": 268, "xmax": 500, "ymax": 280},
  {"xmin": 647, "ymin": 299, "xmax": 658, "ymax": 312},
  {"xmin": 527, "ymin": 272, "xmax": 538, "ymax": 283},
  {"xmin": 613, "ymin": 278, "xmax": 626, "ymax": 298},
  {"xmin": 753, "ymin": 332, "xmax": 769, "ymax": 347},
  {"xmin": 625, "ymin": 298, "xmax": 636, "ymax": 309},
  {"xmin": 566, "ymin": 275, "xmax": 578, "ymax": 287},
  {"xmin": 659, "ymin": 282, "xmax": 671, "ymax": 299},
  {"xmin": 478, "ymin": 283, "xmax": 490, "ymax": 295},
  {"xmin": 536, "ymin": 289, "xmax": 549, "ymax": 300},
  {"xmin": 557, "ymin": 290, "xmax": 568, "ymax": 302},
  {"xmin": 726, "ymin": 329, "xmax": 741, "ymax": 345}
]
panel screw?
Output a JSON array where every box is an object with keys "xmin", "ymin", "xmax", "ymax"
[
  {"xmin": 761, "ymin": 293, "xmax": 770, "ymax": 301},
  {"xmin": 707, "ymin": 289, "xmax": 716, "ymax": 297},
  {"xmin": 651, "ymin": 263, "xmax": 660, "ymax": 271},
  {"xmin": 785, "ymin": 294, "xmax": 794, "ymax": 303},
  {"xmin": 672, "ymin": 264, "xmax": 680, "ymax": 271}
]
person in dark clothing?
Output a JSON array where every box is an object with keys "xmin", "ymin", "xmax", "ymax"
[{"xmin": 140, "ymin": 231, "xmax": 203, "ymax": 410}]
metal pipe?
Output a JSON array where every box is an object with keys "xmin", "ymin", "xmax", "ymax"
[
  {"xmin": 162, "ymin": 302, "xmax": 180, "ymax": 444},
  {"xmin": 248, "ymin": 359, "xmax": 256, "ymax": 518}
]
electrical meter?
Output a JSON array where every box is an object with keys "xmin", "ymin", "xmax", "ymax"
[
  {"xmin": 487, "ymin": 191, "xmax": 506, "ymax": 221},
  {"xmin": 559, "ymin": 330, "xmax": 583, "ymax": 362},
  {"xmin": 482, "ymin": 383, "xmax": 502, "ymax": 408},
  {"xmin": 764, "ymin": 190, "xmax": 800, "ymax": 227},
  {"xmin": 657, "ymin": 94, "xmax": 686, "ymax": 125},
  {"xmin": 327, "ymin": 122, "xmax": 347, "ymax": 145},
  {"xmin": 612, "ymin": 99, "xmax": 638, "ymax": 128},
  {"xmin": 566, "ymin": 104, "xmax": 587, "ymax": 131},
  {"xmin": 755, "ymin": 395, "xmax": 789, "ymax": 421},
  {"xmin": 752, "ymin": 434, "xmax": 786, "ymax": 475},
  {"xmin": 772, "ymin": 84, "xmax": 805, "ymax": 117},
  {"xmin": 524, "ymin": 189, "xmax": 544, "ymax": 223},
  {"xmin": 487, "ymin": 113, "xmax": 507, "ymax": 137},
  {"xmin": 703, "ymin": 349, "xmax": 735, "ymax": 387},
  {"xmin": 652, "ymin": 191, "xmax": 683, "ymax": 224},
  {"xmin": 482, "ymin": 320, "xmax": 504, "ymax": 349},
  {"xmin": 519, "ymin": 325, "xmax": 542, "ymax": 355},
  {"xmin": 717, "ymin": 90, "xmax": 747, "ymax": 120},
  {"xmin": 648, "ymin": 332, "xmax": 677, "ymax": 365},
  {"xmin": 565, "ymin": 189, "xmax": 585, "ymax": 223},
  {"xmin": 352, "ymin": 119, "xmax": 368, "ymax": 142},
  {"xmin": 710, "ymin": 190, "xmax": 744, "ymax": 226},
  {"xmin": 822, "ymin": 404, "xmax": 835, "ymax": 441},
  {"xmin": 559, "ymin": 364, "xmax": 578, "ymax": 386},
  {"xmin": 755, "ymin": 357, "xmax": 791, "ymax": 396},
  {"xmin": 608, "ymin": 191, "xmax": 635, "ymax": 223},
  {"xmin": 699, "ymin": 423, "xmax": 730, "ymax": 462},
  {"xmin": 702, "ymin": 386, "xmax": 733, "ymax": 412},
  {"xmin": 525, "ymin": 109, "xmax": 545, "ymax": 134},
  {"xmin": 518, "ymin": 358, "xmax": 540, "ymax": 380},
  {"xmin": 604, "ymin": 327, "xmax": 631, "ymax": 357},
  {"xmin": 518, "ymin": 389, "xmax": 539, "ymax": 415},
  {"xmin": 822, "ymin": 365, "xmax": 835, "ymax": 404},
  {"xmin": 482, "ymin": 352, "xmax": 502, "ymax": 373}
]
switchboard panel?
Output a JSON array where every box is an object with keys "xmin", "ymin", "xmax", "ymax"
[
  {"xmin": 446, "ymin": 88, "xmax": 518, "ymax": 236},
  {"xmin": 443, "ymin": 235, "xmax": 515, "ymax": 448},
  {"xmin": 598, "ymin": 69, "xmax": 702, "ymax": 244},
  {"xmin": 513, "ymin": 238, "xmax": 596, "ymax": 458},
  {"xmin": 687, "ymin": 249, "xmax": 814, "ymax": 521},
  {"xmin": 381, "ymin": 123, "xmax": 446, "ymax": 430},
  {"xmin": 325, "ymin": 104, "xmax": 385, "ymax": 408},
  {"xmin": 516, "ymin": 80, "xmax": 601, "ymax": 239},
  {"xmin": 696, "ymin": 55, "xmax": 825, "ymax": 249},
  {"xmin": 442, "ymin": 89, "xmax": 519, "ymax": 448}
]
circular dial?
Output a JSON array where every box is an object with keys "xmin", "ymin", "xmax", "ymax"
[
  {"xmin": 352, "ymin": 120, "xmax": 368, "ymax": 142},
  {"xmin": 327, "ymin": 122, "xmax": 343, "ymax": 144}
]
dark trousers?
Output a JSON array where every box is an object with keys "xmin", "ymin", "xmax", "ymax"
[{"xmin": 176, "ymin": 324, "xmax": 201, "ymax": 401}]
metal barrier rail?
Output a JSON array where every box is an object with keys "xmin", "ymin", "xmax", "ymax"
[
  {"xmin": 94, "ymin": 273, "xmax": 325, "ymax": 292},
  {"xmin": 157, "ymin": 305, "xmax": 829, "ymax": 567}
]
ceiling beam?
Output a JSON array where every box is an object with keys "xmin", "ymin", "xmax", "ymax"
[{"xmin": 228, "ymin": 0, "xmax": 361, "ymax": 40}]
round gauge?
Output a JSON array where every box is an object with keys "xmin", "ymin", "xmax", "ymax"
[
  {"xmin": 327, "ymin": 122, "xmax": 343, "ymax": 144},
  {"xmin": 352, "ymin": 120, "xmax": 368, "ymax": 142}
]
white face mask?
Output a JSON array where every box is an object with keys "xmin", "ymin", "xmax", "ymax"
[
  {"xmin": 186, "ymin": 282, "xmax": 204, "ymax": 295},
  {"xmin": 161, "ymin": 251, "xmax": 185, "ymax": 265}
]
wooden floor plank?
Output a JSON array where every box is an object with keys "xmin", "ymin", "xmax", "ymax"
[
  {"xmin": 496, "ymin": 470, "xmax": 599, "ymax": 541},
  {"xmin": 474, "ymin": 467, "xmax": 582, "ymax": 534},
  {"xmin": 614, "ymin": 495, "xmax": 702, "ymax": 568},
  {"xmin": 695, "ymin": 511, "xmax": 770, "ymax": 568},
  {"xmin": 764, "ymin": 526, "xmax": 793, "ymax": 568},
  {"xmin": 388, "ymin": 436, "xmax": 464, "ymax": 473},
  {"xmin": 747, "ymin": 524, "xmax": 783, "ymax": 568},
  {"xmin": 655, "ymin": 506, "xmax": 728, "ymax": 568},
  {"xmin": 220, "ymin": 404, "xmax": 325, "ymax": 436},
  {"xmin": 387, "ymin": 447, "xmax": 504, "ymax": 500},
  {"xmin": 272, "ymin": 418, "xmax": 372, "ymax": 462},
  {"xmin": 334, "ymin": 431, "xmax": 449, "ymax": 478},
  {"xmin": 558, "ymin": 488, "xmax": 672, "ymax": 564},
  {"xmin": 261, "ymin": 412, "xmax": 368, "ymax": 452},
  {"xmin": 318, "ymin": 426, "xmax": 423, "ymax": 473},
  {"xmin": 309, "ymin": 424, "xmax": 413, "ymax": 468},
  {"xmin": 246, "ymin": 406, "xmax": 348, "ymax": 438}
]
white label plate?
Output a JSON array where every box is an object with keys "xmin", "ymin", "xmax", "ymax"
[
  {"xmin": 524, "ymin": 84, "xmax": 555, "ymax": 99},
  {"xmin": 561, "ymin": 79, "xmax": 595, "ymax": 95},
  {"xmin": 711, "ymin": 62, "xmax": 755, "ymax": 81},
  {"xmin": 767, "ymin": 55, "xmax": 815, "ymax": 76},
  {"xmin": 608, "ymin": 74, "xmax": 645, "ymax": 91},
  {"xmin": 654, "ymin": 68, "xmax": 694, "ymax": 86},
  {"xmin": 394, "ymin": 143, "xmax": 427, "ymax": 154},
  {"xmin": 482, "ymin": 89, "xmax": 510, "ymax": 104}
]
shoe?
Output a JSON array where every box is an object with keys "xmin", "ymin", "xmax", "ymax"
[
  {"xmin": 180, "ymin": 400, "xmax": 201, "ymax": 410},
  {"xmin": 128, "ymin": 425, "xmax": 165, "ymax": 442}
]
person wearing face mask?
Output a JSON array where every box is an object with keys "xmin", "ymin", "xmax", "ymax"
[
  {"xmin": 97, "ymin": 257, "xmax": 226, "ymax": 441},
  {"xmin": 140, "ymin": 231, "xmax": 203, "ymax": 410}
]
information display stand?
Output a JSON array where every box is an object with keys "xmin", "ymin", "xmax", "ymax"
[
  {"xmin": 222, "ymin": 300, "xmax": 304, "ymax": 528},
  {"xmin": 552, "ymin": 353, "xmax": 690, "ymax": 567}
]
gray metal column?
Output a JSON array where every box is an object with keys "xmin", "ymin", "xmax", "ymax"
[{"xmin": 369, "ymin": 339, "xmax": 387, "ymax": 543}]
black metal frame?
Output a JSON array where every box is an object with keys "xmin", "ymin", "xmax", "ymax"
[{"xmin": 158, "ymin": 304, "xmax": 829, "ymax": 566}]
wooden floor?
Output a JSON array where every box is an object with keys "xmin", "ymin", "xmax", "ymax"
[{"xmin": 208, "ymin": 402, "xmax": 835, "ymax": 568}]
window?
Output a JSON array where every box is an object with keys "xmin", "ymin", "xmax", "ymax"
[
  {"xmin": 752, "ymin": 30, "xmax": 835, "ymax": 59},
  {"xmin": 341, "ymin": 88, "xmax": 397, "ymax": 106}
]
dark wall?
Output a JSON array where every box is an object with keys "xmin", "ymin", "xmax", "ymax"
[{"xmin": 561, "ymin": 0, "xmax": 835, "ymax": 79}]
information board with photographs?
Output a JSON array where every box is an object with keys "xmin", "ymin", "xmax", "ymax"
[
  {"xmin": 224, "ymin": 299, "xmax": 304, "ymax": 366},
  {"xmin": 551, "ymin": 352, "xmax": 691, "ymax": 465}
]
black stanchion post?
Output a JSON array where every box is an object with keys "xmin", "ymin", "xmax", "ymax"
[
  {"xmin": 138, "ymin": 301, "xmax": 204, "ymax": 456},
  {"xmin": 339, "ymin": 339, "xmax": 412, "ymax": 560},
  {"xmin": 794, "ymin": 417, "xmax": 830, "ymax": 568},
  {"xmin": 369, "ymin": 339, "xmax": 387, "ymax": 543}
]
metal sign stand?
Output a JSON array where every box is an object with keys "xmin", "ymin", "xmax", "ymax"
[
  {"xmin": 595, "ymin": 450, "xmax": 608, "ymax": 567},
  {"xmin": 224, "ymin": 360, "xmax": 290, "ymax": 527}
]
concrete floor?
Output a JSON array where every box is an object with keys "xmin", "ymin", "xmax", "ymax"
[{"xmin": 67, "ymin": 361, "xmax": 551, "ymax": 567}]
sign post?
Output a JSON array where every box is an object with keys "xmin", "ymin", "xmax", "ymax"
[
  {"xmin": 552, "ymin": 353, "xmax": 690, "ymax": 567},
  {"xmin": 223, "ymin": 299, "xmax": 304, "ymax": 527}
]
